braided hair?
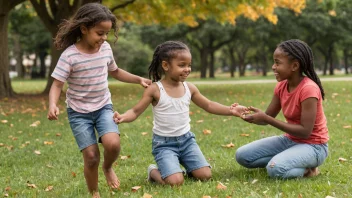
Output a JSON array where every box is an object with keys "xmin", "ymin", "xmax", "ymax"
[
  {"xmin": 148, "ymin": 41, "xmax": 190, "ymax": 82},
  {"xmin": 54, "ymin": 3, "xmax": 118, "ymax": 50},
  {"xmin": 278, "ymin": 39, "xmax": 325, "ymax": 100}
]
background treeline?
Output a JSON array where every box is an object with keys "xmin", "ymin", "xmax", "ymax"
[{"xmin": 3, "ymin": 0, "xmax": 352, "ymax": 98}]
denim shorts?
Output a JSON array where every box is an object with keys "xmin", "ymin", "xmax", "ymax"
[
  {"xmin": 152, "ymin": 131, "xmax": 210, "ymax": 179},
  {"xmin": 67, "ymin": 104, "xmax": 119, "ymax": 151}
]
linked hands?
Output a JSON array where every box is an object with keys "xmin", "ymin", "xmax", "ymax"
[
  {"xmin": 241, "ymin": 106, "xmax": 268, "ymax": 125},
  {"xmin": 140, "ymin": 77, "xmax": 152, "ymax": 88},
  {"xmin": 113, "ymin": 111, "xmax": 124, "ymax": 124},
  {"xmin": 229, "ymin": 103, "xmax": 249, "ymax": 117}
]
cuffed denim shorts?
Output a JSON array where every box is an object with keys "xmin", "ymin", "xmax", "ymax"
[
  {"xmin": 67, "ymin": 104, "xmax": 119, "ymax": 151},
  {"xmin": 152, "ymin": 131, "xmax": 210, "ymax": 179}
]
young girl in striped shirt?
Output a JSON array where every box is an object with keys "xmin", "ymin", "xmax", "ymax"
[{"xmin": 47, "ymin": 3, "xmax": 151, "ymax": 197}]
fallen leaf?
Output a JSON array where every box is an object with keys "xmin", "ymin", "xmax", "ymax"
[
  {"xmin": 338, "ymin": 157, "xmax": 347, "ymax": 162},
  {"xmin": 203, "ymin": 196, "xmax": 211, "ymax": 198},
  {"xmin": 120, "ymin": 155, "xmax": 131, "ymax": 160},
  {"xmin": 216, "ymin": 182, "xmax": 227, "ymax": 190},
  {"xmin": 131, "ymin": 186, "xmax": 141, "ymax": 192},
  {"xmin": 4, "ymin": 193, "xmax": 8, "ymax": 197},
  {"xmin": 56, "ymin": 133, "xmax": 61, "ymax": 136},
  {"xmin": 298, "ymin": 194, "xmax": 303, "ymax": 198},
  {"xmin": 46, "ymin": 164, "xmax": 53, "ymax": 168},
  {"xmin": 0, "ymin": 143, "xmax": 4, "ymax": 147},
  {"xmin": 34, "ymin": 150, "xmax": 41, "ymax": 155},
  {"xmin": 27, "ymin": 183, "xmax": 37, "ymax": 188},
  {"xmin": 72, "ymin": 172, "xmax": 76, "ymax": 177},
  {"xmin": 343, "ymin": 125, "xmax": 351, "ymax": 129},
  {"xmin": 141, "ymin": 132, "xmax": 148, "ymax": 136},
  {"xmin": 1, "ymin": 120, "xmax": 8, "ymax": 123},
  {"xmin": 189, "ymin": 111, "xmax": 194, "ymax": 115},
  {"xmin": 5, "ymin": 186, "xmax": 11, "ymax": 191},
  {"xmin": 45, "ymin": 186, "xmax": 53, "ymax": 191},
  {"xmin": 325, "ymin": 196, "xmax": 335, "ymax": 198},
  {"xmin": 197, "ymin": 120, "xmax": 204, "ymax": 123},
  {"xmin": 142, "ymin": 193, "xmax": 153, "ymax": 198},
  {"xmin": 240, "ymin": 134, "xmax": 250, "ymax": 137},
  {"xmin": 30, "ymin": 121, "xmax": 40, "ymax": 127},
  {"xmin": 251, "ymin": 179, "xmax": 258, "ymax": 184},
  {"xmin": 44, "ymin": 141, "xmax": 54, "ymax": 145},
  {"xmin": 222, "ymin": 142, "xmax": 235, "ymax": 148},
  {"xmin": 203, "ymin": 129, "xmax": 211, "ymax": 135}
]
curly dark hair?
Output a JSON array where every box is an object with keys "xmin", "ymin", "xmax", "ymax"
[{"xmin": 54, "ymin": 3, "xmax": 118, "ymax": 50}]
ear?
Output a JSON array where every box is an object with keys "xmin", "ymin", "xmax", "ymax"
[
  {"xmin": 161, "ymin": 61, "xmax": 169, "ymax": 71},
  {"xmin": 80, "ymin": 25, "xmax": 88, "ymax": 35},
  {"xmin": 291, "ymin": 60, "xmax": 300, "ymax": 71}
]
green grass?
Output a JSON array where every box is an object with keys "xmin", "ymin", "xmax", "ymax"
[{"xmin": 1, "ymin": 80, "xmax": 352, "ymax": 197}]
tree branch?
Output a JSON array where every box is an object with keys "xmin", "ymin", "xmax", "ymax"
[
  {"xmin": 110, "ymin": 0, "xmax": 136, "ymax": 12},
  {"xmin": 30, "ymin": 0, "xmax": 56, "ymax": 34}
]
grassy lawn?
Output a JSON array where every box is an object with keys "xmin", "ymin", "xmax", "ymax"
[{"xmin": 1, "ymin": 79, "xmax": 351, "ymax": 197}]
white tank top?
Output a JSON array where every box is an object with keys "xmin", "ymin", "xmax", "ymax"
[{"xmin": 152, "ymin": 81, "xmax": 191, "ymax": 137}]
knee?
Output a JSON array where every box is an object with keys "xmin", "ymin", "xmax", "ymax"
[
  {"xmin": 84, "ymin": 151, "xmax": 100, "ymax": 168},
  {"xmin": 266, "ymin": 161, "xmax": 286, "ymax": 179},
  {"xmin": 165, "ymin": 174, "xmax": 184, "ymax": 186},
  {"xmin": 192, "ymin": 167, "xmax": 212, "ymax": 181},
  {"xmin": 235, "ymin": 148, "xmax": 251, "ymax": 167},
  {"xmin": 104, "ymin": 139, "xmax": 120, "ymax": 154}
]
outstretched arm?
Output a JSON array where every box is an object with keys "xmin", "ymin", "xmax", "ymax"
[
  {"xmin": 47, "ymin": 79, "xmax": 64, "ymax": 120},
  {"xmin": 244, "ymin": 95, "xmax": 317, "ymax": 138},
  {"xmin": 188, "ymin": 83, "xmax": 247, "ymax": 117},
  {"xmin": 114, "ymin": 83, "xmax": 156, "ymax": 123},
  {"xmin": 109, "ymin": 68, "xmax": 151, "ymax": 88}
]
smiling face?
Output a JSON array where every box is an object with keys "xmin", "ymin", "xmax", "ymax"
[
  {"xmin": 162, "ymin": 49, "xmax": 192, "ymax": 83},
  {"xmin": 80, "ymin": 20, "xmax": 112, "ymax": 52},
  {"xmin": 272, "ymin": 47, "xmax": 299, "ymax": 82}
]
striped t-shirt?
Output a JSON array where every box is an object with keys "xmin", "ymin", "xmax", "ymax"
[{"xmin": 51, "ymin": 41, "xmax": 118, "ymax": 113}]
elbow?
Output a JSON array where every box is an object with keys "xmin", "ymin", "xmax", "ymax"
[{"xmin": 301, "ymin": 131, "xmax": 312, "ymax": 139}]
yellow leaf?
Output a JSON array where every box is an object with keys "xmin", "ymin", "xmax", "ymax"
[
  {"xmin": 30, "ymin": 121, "xmax": 40, "ymax": 127},
  {"xmin": 45, "ymin": 186, "xmax": 53, "ymax": 191},
  {"xmin": 203, "ymin": 196, "xmax": 211, "ymax": 198},
  {"xmin": 240, "ymin": 134, "xmax": 250, "ymax": 137},
  {"xmin": 141, "ymin": 132, "xmax": 148, "ymax": 136},
  {"xmin": 222, "ymin": 142, "xmax": 235, "ymax": 148},
  {"xmin": 338, "ymin": 157, "xmax": 347, "ymax": 162},
  {"xmin": 216, "ymin": 182, "xmax": 227, "ymax": 190},
  {"xmin": 1, "ymin": 120, "xmax": 8, "ymax": 123},
  {"xmin": 0, "ymin": 143, "xmax": 5, "ymax": 147},
  {"xmin": 131, "ymin": 186, "xmax": 141, "ymax": 192},
  {"xmin": 56, "ymin": 133, "xmax": 61, "ymax": 136},
  {"xmin": 203, "ymin": 129, "xmax": 211, "ymax": 135},
  {"xmin": 120, "ymin": 155, "xmax": 131, "ymax": 160},
  {"xmin": 34, "ymin": 150, "xmax": 41, "ymax": 155},
  {"xmin": 343, "ymin": 125, "xmax": 351, "ymax": 128},
  {"xmin": 5, "ymin": 186, "xmax": 11, "ymax": 191},
  {"xmin": 142, "ymin": 193, "xmax": 153, "ymax": 198},
  {"xmin": 44, "ymin": 141, "xmax": 54, "ymax": 145},
  {"xmin": 251, "ymin": 179, "xmax": 258, "ymax": 184},
  {"xmin": 27, "ymin": 183, "xmax": 37, "ymax": 188},
  {"xmin": 197, "ymin": 120, "xmax": 204, "ymax": 123}
]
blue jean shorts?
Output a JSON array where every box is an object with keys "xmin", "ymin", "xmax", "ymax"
[
  {"xmin": 152, "ymin": 131, "xmax": 210, "ymax": 179},
  {"xmin": 67, "ymin": 104, "xmax": 119, "ymax": 151}
]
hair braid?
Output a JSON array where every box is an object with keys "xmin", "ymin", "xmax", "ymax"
[
  {"xmin": 148, "ymin": 41, "xmax": 190, "ymax": 82},
  {"xmin": 278, "ymin": 39, "xmax": 325, "ymax": 100}
]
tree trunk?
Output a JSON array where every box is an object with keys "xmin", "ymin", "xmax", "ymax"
[
  {"xmin": 13, "ymin": 33, "xmax": 25, "ymax": 78},
  {"xmin": 39, "ymin": 51, "xmax": 47, "ymax": 78},
  {"xmin": 228, "ymin": 48, "xmax": 236, "ymax": 78},
  {"xmin": 0, "ymin": 10, "xmax": 14, "ymax": 98},
  {"xmin": 200, "ymin": 48, "xmax": 208, "ymax": 78},
  {"xmin": 328, "ymin": 48, "xmax": 334, "ymax": 75},
  {"xmin": 343, "ymin": 49, "xmax": 349, "ymax": 74},
  {"xmin": 209, "ymin": 51, "xmax": 215, "ymax": 78},
  {"xmin": 43, "ymin": 46, "xmax": 62, "ymax": 93},
  {"xmin": 261, "ymin": 54, "xmax": 268, "ymax": 76}
]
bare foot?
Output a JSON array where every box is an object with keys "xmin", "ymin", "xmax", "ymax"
[
  {"xmin": 304, "ymin": 167, "xmax": 320, "ymax": 177},
  {"xmin": 103, "ymin": 168, "xmax": 120, "ymax": 189},
  {"xmin": 92, "ymin": 191, "xmax": 100, "ymax": 198}
]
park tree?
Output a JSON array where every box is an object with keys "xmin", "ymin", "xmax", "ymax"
[
  {"xmin": 1, "ymin": 0, "xmax": 306, "ymax": 98},
  {"xmin": 0, "ymin": 0, "xmax": 25, "ymax": 98}
]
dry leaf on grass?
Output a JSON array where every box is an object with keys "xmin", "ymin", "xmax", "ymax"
[
  {"xmin": 141, "ymin": 132, "xmax": 148, "ymax": 136},
  {"xmin": 45, "ymin": 186, "xmax": 53, "ymax": 191},
  {"xmin": 120, "ymin": 155, "xmax": 131, "ymax": 160},
  {"xmin": 343, "ymin": 125, "xmax": 351, "ymax": 128},
  {"xmin": 5, "ymin": 186, "xmax": 11, "ymax": 191},
  {"xmin": 197, "ymin": 120, "xmax": 204, "ymax": 123},
  {"xmin": 131, "ymin": 186, "xmax": 141, "ymax": 192},
  {"xmin": 34, "ymin": 150, "xmax": 41, "ymax": 155},
  {"xmin": 142, "ymin": 193, "xmax": 153, "ymax": 198},
  {"xmin": 56, "ymin": 133, "xmax": 61, "ymax": 136},
  {"xmin": 240, "ymin": 134, "xmax": 250, "ymax": 137},
  {"xmin": 27, "ymin": 183, "xmax": 37, "ymax": 188},
  {"xmin": 338, "ymin": 157, "xmax": 347, "ymax": 162},
  {"xmin": 222, "ymin": 142, "xmax": 235, "ymax": 148},
  {"xmin": 203, "ymin": 129, "xmax": 211, "ymax": 135},
  {"xmin": 1, "ymin": 120, "xmax": 8, "ymax": 123},
  {"xmin": 203, "ymin": 196, "xmax": 211, "ymax": 198},
  {"xmin": 30, "ymin": 121, "xmax": 40, "ymax": 127},
  {"xmin": 216, "ymin": 182, "xmax": 227, "ymax": 190},
  {"xmin": 71, "ymin": 172, "xmax": 76, "ymax": 177},
  {"xmin": 44, "ymin": 141, "xmax": 54, "ymax": 145}
]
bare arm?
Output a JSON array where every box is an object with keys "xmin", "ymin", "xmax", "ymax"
[
  {"xmin": 114, "ymin": 84, "xmax": 157, "ymax": 123},
  {"xmin": 109, "ymin": 68, "xmax": 151, "ymax": 87},
  {"xmin": 245, "ymin": 97, "xmax": 317, "ymax": 139},
  {"xmin": 188, "ymin": 83, "xmax": 247, "ymax": 117},
  {"xmin": 47, "ymin": 79, "xmax": 64, "ymax": 120}
]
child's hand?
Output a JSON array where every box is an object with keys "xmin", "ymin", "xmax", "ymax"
[
  {"xmin": 47, "ymin": 105, "xmax": 60, "ymax": 120},
  {"xmin": 140, "ymin": 78, "xmax": 152, "ymax": 88},
  {"xmin": 113, "ymin": 111, "xmax": 124, "ymax": 124},
  {"xmin": 230, "ymin": 104, "xmax": 249, "ymax": 117},
  {"xmin": 242, "ymin": 106, "xmax": 267, "ymax": 125}
]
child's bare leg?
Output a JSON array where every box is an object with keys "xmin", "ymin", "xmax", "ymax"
[
  {"xmin": 150, "ymin": 170, "xmax": 184, "ymax": 186},
  {"xmin": 101, "ymin": 133, "xmax": 120, "ymax": 189},
  {"xmin": 82, "ymin": 144, "xmax": 100, "ymax": 195},
  {"xmin": 190, "ymin": 167, "xmax": 212, "ymax": 181}
]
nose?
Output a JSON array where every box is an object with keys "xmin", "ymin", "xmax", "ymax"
[
  {"xmin": 102, "ymin": 34, "xmax": 107, "ymax": 40},
  {"xmin": 271, "ymin": 63, "xmax": 276, "ymax": 71}
]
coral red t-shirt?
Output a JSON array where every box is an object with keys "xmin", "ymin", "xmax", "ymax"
[{"xmin": 274, "ymin": 77, "xmax": 329, "ymax": 144}]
